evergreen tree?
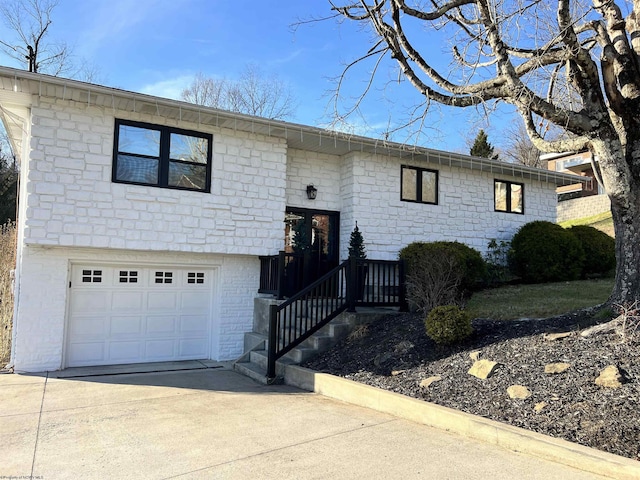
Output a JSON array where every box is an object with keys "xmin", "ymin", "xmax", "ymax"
[
  {"xmin": 0, "ymin": 143, "xmax": 17, "ymax": 224},
  {"xmin": 470, "ymin": 130, "xmax": 499, "ymax": 160},
  {"xmin": 292, "ymin": 220, "xmax": 310, "ymax": 253},
  {"xmin": 348, "ymin": 223, "xmax": 367, "ymax": 259}
]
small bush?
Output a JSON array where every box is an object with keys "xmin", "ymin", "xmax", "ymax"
[
  {"xmin": 425, "ymin": 305, "xmax": 473, "ymax": 345},
  {"xmin": 484, "ymin": 238, "xmax": 512, "ymax": 286},
  {"xmin": 567, "ymin": 225, "xmax": 615, "ymax": 277},
  {"xmin": 400, "ymin": 241, "xmax": 486, "ymax": 292},
  {"xmin": 509, "ymin": 221, "xmax": 585, "ymax": 283}
]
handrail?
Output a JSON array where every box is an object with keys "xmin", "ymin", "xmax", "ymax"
[{"xmin": 266, "ymin": 257, "xmax": 407, "ymax": 379}]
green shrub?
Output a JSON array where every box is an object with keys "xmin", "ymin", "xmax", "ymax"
[
  {"xmin": 399, "ymin": 241, "xmax": 486, "ymax": 292},
  {"xmin": 509, "ymin": 221, "xmax": 585, "ymax": 283},
  {"xmin": 484, "ymin": 238, "xmax": 512, "ymax": 286},
  {"xmin": 567, "ymin": 225, "xmax": 615, "ymax": 277},
  {"xmin": 399, "ymin": 241, "xmax": 486, "ymax": 313},
  {"xmin": 425, "ymin": 305, "xmax": 473, "ymax": 345}
]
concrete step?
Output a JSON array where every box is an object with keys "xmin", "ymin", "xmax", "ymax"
[
  {"xmin": 235, "ymin": 305, "xmax": 403, "ymax": 384},
  {"xmin": 248, "ymin": 350, "xmax": 295, "ymax": 376},
  {"xmin": 233, "ymin": 360, "xmax": 283, "ymax": 385}
]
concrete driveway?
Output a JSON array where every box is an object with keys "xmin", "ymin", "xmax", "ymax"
[{"xmin": 1, "ymin": 364, "xmax": 608, "ymax": 479}]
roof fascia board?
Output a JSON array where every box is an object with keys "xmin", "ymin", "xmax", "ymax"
[{"xmin": 0, "ymin": 66, "xmax": 586, "ymax": 186}]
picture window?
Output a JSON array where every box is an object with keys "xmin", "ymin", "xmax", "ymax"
[
  {"xmin": 494, "ymin": 180, "xmax": 524, "ymax": 214},
  {"xmin": 113, "ymin": 119, "xmax": 212, "ymax": 193},
  {"xmin": 401, "ymin": 165, "xmax": 438, "ymax": 204}
]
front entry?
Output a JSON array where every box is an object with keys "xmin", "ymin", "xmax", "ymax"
[{"xmin": 284, "ymin": 207, "xmax": 340, "ymax": 295}]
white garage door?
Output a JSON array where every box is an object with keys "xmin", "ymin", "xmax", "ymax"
[{"xmin": 66, "ymin": 265, "xmax": 214, "ymax": 367}]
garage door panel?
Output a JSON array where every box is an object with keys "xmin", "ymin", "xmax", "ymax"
[
  {"xmin": 111, "ymin": 291, "xmax": 144, "ymax": 310},
  {"xmin": 110, "ymin": 316, "xmax": 143, "ymax": 336},
  {"xmin": 179, "ymin": 339, "xmax": 207, "ymax": 357},
  {"xmin": 179, "ymin": 315, "xmax": 209, "ymax": 334},
  {"xmin": 68, "ymin": 342, "xmax": 105, "ymax": 364},
  {"xmin": 67, "ymin": 264, "xmax": 214, "ymax": 368},
  {"xmin": 72, "ymin": 291, "xmax": 110, "ymax": 312},
  {"xmin": 145, "ymin": 316, "xmax": 177, "ymax": 335},
  {"xmin": 146, "ymin": 340, "xmax": 177, "ymax": 359},
  {"xmin": 147, "ymin": 292, "xmax": 178, "ymax": 310},
  {"xmin": 69, "ymin": 315, "xmax": 107, "ymax": 337},
  {"xmin": 109, "ymin": 341, "xmax": 143, "ymax": 361},
  {"xmin": 180, "ymin": 291, "xmax": 210, "ymax": 309}
]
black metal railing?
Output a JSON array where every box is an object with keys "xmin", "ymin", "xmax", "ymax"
[
  {"xmin": 266, "ymin": 257, "xmax": 407, "ymax": 379},
  {"xmin": 259, "ymin": 251, "xmax": 309, "ymax": 299}
]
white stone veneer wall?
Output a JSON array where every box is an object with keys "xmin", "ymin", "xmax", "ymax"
[
  {"xmin": 14, "ymin": 96, "xmax": 288, "ymax": 372},
  {"xmin": 340, "ymin": 152, "xmax": 558, "ymax": 260},
  {"xmin": 13, "ymin": 246, "xmax": 257, "ymax": 372},
  {"xmin": 282, "ymin": 150, "xmax": 558, "ymax": 261},
  {"xmin": 24, "ymin": 96, "xmax": 287, "ymax": 255}
]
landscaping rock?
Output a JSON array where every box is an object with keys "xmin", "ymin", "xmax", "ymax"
[
  {"xmin": 544, "ymin": 362, "xmax": 571, "ymax": 374},
  {"xmin": 544, "ymin": 332, "xmax": 572, "ymax": 341},
  {"xmin": 391, "ymin": 369, "xmax": 406, "ymax": 376},
  {"xmin": 507, "ymin": 385, "xmax": 531, "ymax": 399},
  {"xmin": 595, "ymin": 365, "xmax": 625, "ymax": 388},
  {"xmin": 469, "ymin": 350, "xmax": 481, "ymax": 361},
  {"xmin": 468, "ymin": 359, "xmax": 500, "ymax": 379},
  {"xmin": 304, "ymin": 309, "xmax": 640, "ymax": 460},
  {"xmin": 419, "ymin": 376, "xmax": 442, "ymax": 389},
  {"xmin": 534, "ymin": 401, "xmax": 548, "ymax": 413}
]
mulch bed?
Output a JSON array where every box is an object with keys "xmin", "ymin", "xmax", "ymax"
[{"xmin": 303, "ymin": 308, "xmax": 640, "ymax": 460}]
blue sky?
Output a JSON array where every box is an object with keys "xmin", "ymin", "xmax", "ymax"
[{"xmin": 0, "ymin": 0, "xmax": 517, "ymax": 153}]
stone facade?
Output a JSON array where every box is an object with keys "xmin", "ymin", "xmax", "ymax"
[
  {"xmin": 0, "ymin": 67, "xmax": 575, "ymax": 372},
  {"xmin": 287, "ymin": 150, "xmax": 558, "ymax": 260}
]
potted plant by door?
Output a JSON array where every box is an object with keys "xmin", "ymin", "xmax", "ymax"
[{"xmin": 348, "ymin": 223, "xmax": 368, "ymax": 301}]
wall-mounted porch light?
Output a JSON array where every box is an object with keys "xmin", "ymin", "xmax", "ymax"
[{"xmin": 306, "ymin": 184, "xmax": 318, "ymax": 200}]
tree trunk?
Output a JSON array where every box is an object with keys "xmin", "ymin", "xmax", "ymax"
[{"xmin": 593, "ymin": 139, "xmax": 640, "ymax": 306}]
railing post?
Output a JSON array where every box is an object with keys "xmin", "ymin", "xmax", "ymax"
[
  {"xmin": 302, "ymin": 250, "xmax": 311, "ymax": 289},
  {"xmin": 276, "ymin": 251, "xmax": 286, "ymax": 300},
  {"xmin": 398, "ymin": 259, "xmax": 409, "ymax": 312},
  {"xmin": 347, "ymin": 256, "xmax": 357, "ymax": 312},
  {"xmin": 267, "ymin": 303, "xmax": 278, "ymax": 380}
]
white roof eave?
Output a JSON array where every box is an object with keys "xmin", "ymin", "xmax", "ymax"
[{"xmin": 0, "ymin": 66, "xmax": 586, "ymax": 187}]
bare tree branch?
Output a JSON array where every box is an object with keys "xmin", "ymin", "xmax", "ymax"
[
  {"xmin": 181, "ymin": 65, "xmax": 297, "ymax": 120},
  {"xmin": 328, "ymin": 0, "xmax": 640, "ymax": 304}
]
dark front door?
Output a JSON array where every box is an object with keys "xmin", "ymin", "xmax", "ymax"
[{"xmin": 284, "ymin": 207, "xmax": 340, "ymax": 294}]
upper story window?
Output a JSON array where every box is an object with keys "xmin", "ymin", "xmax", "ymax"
[
  {"xmin": 495, "ymin": 180, "xmax": 524, "ymax": 214},
  {"xmin": 113, "ymin": 119, "xmax": 212, "ymax": 193},
  {"xmin": 401, "ymin": 165, "xmax": 438, "ymax": 204}
]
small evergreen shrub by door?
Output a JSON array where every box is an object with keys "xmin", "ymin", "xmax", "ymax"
[{"xmin": 348, "ymin": 223, "xmax": 367, "ymax": 300}]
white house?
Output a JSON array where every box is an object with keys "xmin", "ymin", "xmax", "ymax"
[{"xmin": 0, "ymin": 67, "xmax": 582, "ymax": 373}]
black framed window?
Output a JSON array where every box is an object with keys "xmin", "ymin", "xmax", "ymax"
[
  {"xmin": 494, "ymin": 180, "xmax": 524, "ymax": 214},
  {"xmin": 113, "ymin": 119, "xmax": 212, "ymax": 192},
  {"xmin": 401, "ymin": 165, "xmax": 438, "ymax": 204}
]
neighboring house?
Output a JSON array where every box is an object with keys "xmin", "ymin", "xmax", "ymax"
[
  {"xmin": 0, "ymin": 67, "xmax": 582, "ymax": 373},
  {"xmin": 543, "ymin": 151, "xmax": 611, "ymax": 223},
  {"xmin": 543, "ymin": 151, "xmax": 602, "ymax": 200}
]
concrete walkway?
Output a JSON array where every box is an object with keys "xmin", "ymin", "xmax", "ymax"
[{"xmin": 1, "ymin": 365, "xmax": 608, "ymax": 479}]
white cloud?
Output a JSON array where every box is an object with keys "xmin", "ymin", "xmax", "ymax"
[{"xmin": 139, "ymin": 74, "xmax": 195, "ymax": 100}]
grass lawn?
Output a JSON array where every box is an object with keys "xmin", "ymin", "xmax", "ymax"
[
  {"xmin": 559, "ymin": 211, "xmax": 614, "ymax": 237},
  {"xmin": 466, "ymin": 278, "xmax": 614, "ymax": 320}
]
